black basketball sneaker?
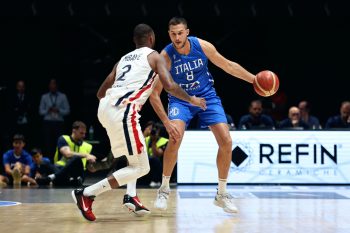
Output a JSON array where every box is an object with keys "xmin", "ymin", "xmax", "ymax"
[{"xmin": 123, "ymin": 194, "xmax": 151, "ymax": 216}]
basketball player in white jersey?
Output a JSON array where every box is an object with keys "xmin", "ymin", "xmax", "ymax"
[{"xmin": 71, "ymin": 23, "xmax": 206, "ymax": 221}]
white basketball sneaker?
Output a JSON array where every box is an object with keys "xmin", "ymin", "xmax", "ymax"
[
  {"xmin": 213, "ymin": 192, "xmax": 238, "ymax": 213},
  {"xmin": 154, "ymin": 187, "xmax": 170, "ymax": 211}
]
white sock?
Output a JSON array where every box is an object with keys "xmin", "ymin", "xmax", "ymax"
[
  {"xmin": 126, "ymin": 180, "xmax": 137, "ymax": 197},
  {"xmin": 218, "ymin": 178, "xmax": 227, "ymax": 195},
  {"xmin": 83, "ymin": 178, "xmax": 111, "ymax": 197},
  {"xmin": 160, "ymin": 175, "xmax": 171, "ymax": 190},
  {"xmin": 48, "ymin": 174, "xmax": 55, "ymax": 180}
]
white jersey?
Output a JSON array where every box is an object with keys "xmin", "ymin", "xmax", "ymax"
[{"xmin": 106, "ymin": 47, "xmax": 158, "ymax": 107}]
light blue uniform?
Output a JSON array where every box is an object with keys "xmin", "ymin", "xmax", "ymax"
[{"xmin": 164, "ymin": 36, "xmax": 227, "ymax": 128}]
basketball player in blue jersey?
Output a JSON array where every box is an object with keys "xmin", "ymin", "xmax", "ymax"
[
  {"xmin": 71, "ymin": 23, "xmax": 206, "ymax": 221},
  {"xmin": 151, "ymin": 17, "xmax": 256, "ymax": 213}
]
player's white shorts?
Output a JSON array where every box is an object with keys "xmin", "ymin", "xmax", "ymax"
[{"xmin": 98, "ymin": 95, "xmax": 146, "ymax": 158}]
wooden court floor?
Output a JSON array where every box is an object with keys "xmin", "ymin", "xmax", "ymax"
[{"xmin": 1, "ymin": 185, "xmax": 350, "ymax": 233}]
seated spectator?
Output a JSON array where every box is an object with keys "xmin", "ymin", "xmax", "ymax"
[
  {"xmin": 226, "ymin": 113, "xmax": 236, "ymax": 130},
  {"xmin": 298, "ymin": 100, "xmax": 321, "ymax": 129},
  {"xmin": 53, "ymin": 121, "xmax": 96, "ymax": 186},
  {"xmin": 325, "ymin": 101, "xmax": 350, "ymax": 129},
  {"xmin": 278, "ymin": 106, "xmax": 309, "ymax": 130},
  {"xmin": 30, "ymin": 147, "xmax": 58, "ymax": 185},
  {"xmin": 144, "ymin": 122, "xmax": 168, "ymax": 187},
  {"xmin": 32, "ymin": 147, "xmax": 99, "ymax": 187},
  {"xmin": 136, "ymin": 121, "xmax": 169, "ymax": 186},
  {"xmin": 2, "ymin": 134, "xmax": 36, "ymax": 186},
  {"xmin": 0, "ymin": 174, "xmax": 8, "ymax": 187},
  {"xmin": 143, "ymin": 120, "xmax": 155, "ymax": 137},
  {"xmin": 238, "ymin": 99, "xmax": 275, "ymax": 130}
]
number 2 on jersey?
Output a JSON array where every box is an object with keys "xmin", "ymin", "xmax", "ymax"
[{"xmin": 116, "ymin": 65, "xmax": 131, "ymax": 81}]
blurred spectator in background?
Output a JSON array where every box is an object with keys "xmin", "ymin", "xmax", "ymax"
[
  {"xmin": 30, "ymin": 147, "xmax": 58, "ymax": 185},
  {"xmin": 143, "ymin": 120, "xmax": 155, "ymax": 137},
  {"xmin": 238, "ymin": 100, "xmax": 275, "ymax": 130},
  {"xmin": 298, "ymin": 100, "xmax": 321, "ymax": 129},
  {"xmin": 278, "ymin": 106, "xmax": 309, "ymax": 130},
  {"xmin": 325, "ymin": 101, "xmax": 350, "ymax": 129},
  {"xmin": 8, "ymin": 80, "xmax": 33, "ymax": 146},
  {"xmin": 32, "ymin": 146, "xmax": 96, "ymax": 187},
  {"xmin": 268, "ymin": 90, "xmax": 288, "ymax": 123},
  {"xmin": 39, "ymin": 78, "xmax": 70, "ymax": 160},
  {"xmin": 226, "ymin": 113, "xmax": 235, "ymax": 130},
  {"xmin": 0, "ymin": 174, "xmax": 8, "ymax": 187},
  {"xmin": 2, "ymin": 134, "xmax": 36, "ymax": 186},
  {"xmin": 144, "ymin": 122, "xmax": 168, "ymax": 187},
  {"xmin": 53, "ymin": 121, "xmax": 96, "ymax": 186}
]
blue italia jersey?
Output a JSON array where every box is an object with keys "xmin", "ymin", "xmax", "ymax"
[
  {"xmin": 164, "ymin": 36, "xmax": 218, "ymax": 105},
  {"xmin": 3, "ymin": 149, "xmax": 33, "ymax": 169}
]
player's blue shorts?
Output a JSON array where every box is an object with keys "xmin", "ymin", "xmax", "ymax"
[{"xmin": 168, "ymin": 96, "xmax": 227, "ymax": 128}]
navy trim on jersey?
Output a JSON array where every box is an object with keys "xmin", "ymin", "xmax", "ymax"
[
  {"xmin": 115, "ymin": 91, "xmax": 133, "ymax": 106},
  {"xmin": 123, "ymin": 103, "xmax": 133, "ymax": 155},
  {"xmin": 115, "ymin": 70, "xmax": 154, "ymax": 106},
  {"xmin": 141, "ymin": 70, "xmax": 154, "ymax": 88}
]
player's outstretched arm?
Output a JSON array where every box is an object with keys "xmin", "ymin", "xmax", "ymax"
[
  {"xmin": 199, "ymin": 38, "xmax": 255, "ymax": 84},
  {"xmin": 148, "ymin": 51, "xmax": 206, "ymax": 110},
  {"xmin": 97, "ymin": 62, "xmax": 119, "ymax": 100}
]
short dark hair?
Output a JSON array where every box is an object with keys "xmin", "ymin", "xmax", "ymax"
[
  {"xmin": 31, "ymin": 147, "xmax": 42, "ymax": 156},
  {"xmin": 133, "ymin": 23, "xmax": 154, "ymax": 45},
  {"xmin": 303, "ymin": 101, "xmax": 311, "ymax": 111},
  {"xmin": 144, "ymin": 120, "xmax": 155, "ymax": 128},
  {"xmin": 13, "ymin": 134, "xmax": 25, "ymax": 142},
  {"xmin": 72, "ymin": 121, "xmax": 86, "ymax": 130},
  {"xmin": 168, "ymin": 17, "xmax": 188, "ymax": 29},
  {"xmin": 250, "ymin": 99, "xmax": 263, "ymax": 107}
]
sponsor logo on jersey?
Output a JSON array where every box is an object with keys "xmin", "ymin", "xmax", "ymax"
[
  {"xmin": 179, "ymin": 81, "xmax": 201, "ymax": 91},
  {"xmin": 169, "ymin": 107, "xmax": 179, "ymax": 117}
]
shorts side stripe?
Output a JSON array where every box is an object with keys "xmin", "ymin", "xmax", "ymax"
[
  {"xmin": 131, "ymin": 104, "xmax": 143, "ymax": 154},
  {"xmin": 115, "ymin": 91, "xmax": 133, "ymax": 106},
  {"xmin": 123, "ymin": 103, "xmax": 133, "ymax": 155}
]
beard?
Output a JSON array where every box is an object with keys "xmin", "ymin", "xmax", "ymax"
[{"xmin": 173, "ymin": 40, "xmax": 186, "ymax": 49}]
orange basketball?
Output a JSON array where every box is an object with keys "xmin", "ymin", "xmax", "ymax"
[{"xmin": 253, "ymin": 70, "xmax": 279, "ymax": 97}]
